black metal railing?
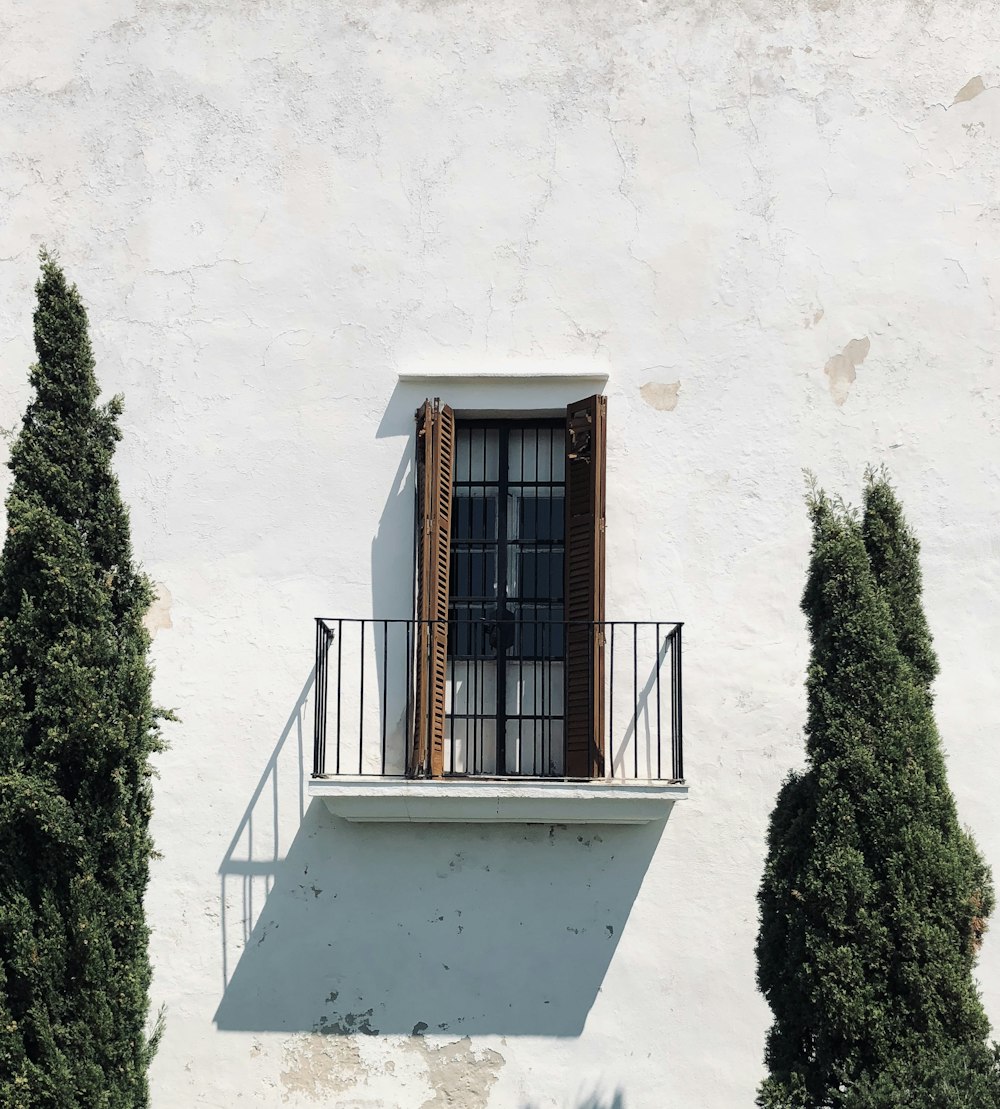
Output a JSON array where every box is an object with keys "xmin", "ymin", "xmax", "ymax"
[{"xmin": 312, "ymin": 618, "xmax": 683, "ymax": 782}]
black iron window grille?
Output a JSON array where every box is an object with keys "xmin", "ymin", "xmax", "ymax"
[{"xmin": 446, "ymin": 419, "xmax": 566, "ymax": 775}]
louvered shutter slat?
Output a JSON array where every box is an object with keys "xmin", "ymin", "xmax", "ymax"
[
  {"xmin": 563, "ymin": 394, "xmax": 607, "ymax": 778},
  {"xmin": 411, "ymin": 399, "xmax": 454, "ymax": 778}
]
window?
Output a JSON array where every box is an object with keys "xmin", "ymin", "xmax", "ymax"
[
  {"xmin": 447, "ymin": 419, "xmax": 566, "ymax": 777},
  {"xmin": 411, "ymin": 395, "xmax": 607, "ymax": 780}
]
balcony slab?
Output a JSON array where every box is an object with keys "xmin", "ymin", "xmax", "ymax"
[{"xmin": 308, "ymin": 776, "xmax": 688, "ymax": 824}]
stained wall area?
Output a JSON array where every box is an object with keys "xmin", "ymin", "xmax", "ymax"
[{"xmin": 1, "ymin": 2, "xmax": 1000, "ymax": 1106}]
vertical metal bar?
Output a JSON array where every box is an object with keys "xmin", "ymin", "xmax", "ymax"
[
  {"xmin": 671, "ymin": 627, "xmax": 678, "ymax": 781},
  {"xmin": 633, "ymin": 622, "xmax": 639, "ymax": 780},
  {"xmin": 587, "ymin": 621, "xmax": 594, "ymax": 779},
  {"xmin": 313, "ymin": 619, "xmax": 324, "ymax": 775},
  {"xmin": 381, "ymin": 621, "xmax": 388, "ymax": 775},
  {"xmin": 655, "ymin": 623, "xmax": 662, "ymax": 781},
  {"xmin": 319, "ymin": 624, "xmax": 327, "ymax": 776},
  {"xmin": 484, "ymin": 428, "xmax": 490, "ymax": 777},
  {"xmin": 335, "ymin": 620, "xmax": 343, "ymax": 775},
  {"xmin": 608, "ymin": 622, "xmax": 615, "ymax": 780},
  {"xmin": 495, "ymin": 428, "xmax": 509, "ymax": 776},
  {"xmin": 675, "ymin": 625, "xmax": 684, "ymax": 780},
  {"xmin": 449, "ymin": 640, "xmax": 455, "ymax": 775},
  {"xmin": 359, "ymin": 621, "xmax": 366, "ymax": 775},
  {"xmin": 426, "ymin": 618, "xmax": 433, "ymax": 777},
  {"xmin": 473, "ymin": 634, "xmax": 481, "ymax": 778},
  {"xmin": 321, "ymin": 619, "xmax": 329, "ymax": 777},
  {"xmin": 552, "ymin": 423, "xmax": 558, "ymax": 780},
  {"xmin": 539, "ymin": 620, "xmax": 545, "ymax": 777},
  {"xmin": 520, "ymin": 431, "xmax": 528, "ymax": 778},
  {"xmin": 517, "ymin": 611, "xmax": 524, "ymax": 775},
  {"xmin": 474, "ymin": 621, "xmax": 480, "ymax": 776},
  {"xmin": 405, "ymin": 619, "xmax": 413, "ymax": 777}
]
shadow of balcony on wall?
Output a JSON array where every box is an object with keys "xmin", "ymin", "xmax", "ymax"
[
  {"xmin": 523, "ymin": 1095, "xmax": 625, "ymax": 1109},
  {"xmin": 214, "ymin": 799, "xmax": 666, "ymax": 1037}
]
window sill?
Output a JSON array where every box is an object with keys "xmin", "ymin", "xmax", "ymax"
[
  {"xmin": 397, "ymin": 361, "xmax": 609, "ymax": 384},
  {"xmin": 308, "ymin": 777, "xmax": 687, "ymax": 824}
]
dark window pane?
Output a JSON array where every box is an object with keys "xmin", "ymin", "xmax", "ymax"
[
  {"xmin": 517, "ymin": 495, "xmax": 564, "ymax": 542},
  {"xmin": 453, "ymin": 495, "xmax": 497, "ymax": 541},
  {"xmin": 514, "ymin": 607, "xmax": 565, "ymax": 660},
  {"xmin": 448, "ymin": 606, "xmax": 491, "ymax": 659},
  {"xmin": 516, "ymin": 551, "xmax": 563, "ymax": 601},
  {"xmin": 450, "ymin": 550, "xmax": 496, "ymax": 600}
]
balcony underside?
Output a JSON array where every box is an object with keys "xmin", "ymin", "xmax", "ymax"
[{"xmin": 308, "ymin": 776, "xmax": 688, "ymax": 824}]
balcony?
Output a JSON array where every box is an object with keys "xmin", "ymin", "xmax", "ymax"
[{"xmin": 308, "ymin": 617, "xmax": 687, "ymax": 823}]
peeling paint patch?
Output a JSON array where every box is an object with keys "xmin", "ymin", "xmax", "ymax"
[
  {"xmin": 402, "ymin": 1036, "xmax": 504, "ymax": 1109},
  {"xmin": 279, "ymin": 1032, "xmax": 503, "ymax": 1107},
  {"xmin": 954, "ymin": 76, "xmax": 985, "ymax": 104},
  {"xmin": 143, "ymin": 583, "xmax": 172, "ymax": 638},
  {"xmin": 280, "ymin": 1034, "xmax": 368, "ymax": 1101},
  {"xmin": 640, "ymin": 381, "xmax": 680, "ymax": 412},
  {"xmin": 823, "ymin": 337, "xmax": 870, "ymax": 406}
]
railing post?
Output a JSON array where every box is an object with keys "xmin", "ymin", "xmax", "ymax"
[
  {"xmin": 632, "ymin": 621, "xmax": 639, "ymax": 780},
  {"xmin": 313, "ymin": 619, "xmax": 333, "ymax": 777},
  {"xmin": 405, "ymin": 619, "xmax": 413, "ymax": 777},
  {"xmin": 335, "ymin": 620, "xmax": 343, "ymax": 775},
  {"xmin": 655, "ymin": 622, "xmax": 662, "ymax": 781},
  {"xmin": 674, "ymin": 624, "xmax": 684, "ymax": 781},
  {"xmin": 608, "ymin": 622, "xmax": 615, "ymax": 780},
  {"xmin": 381, "ymin": 620, "xmax": 389, "ymax": 776}
]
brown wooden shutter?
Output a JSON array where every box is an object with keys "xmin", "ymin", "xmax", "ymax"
[
  {"xmin": 564, "ymin": 394, "xmax": 607, "ymax": 778},
  {"xmin": 411, "ymin": 398, "xmax": 455, "ymax": 778}
]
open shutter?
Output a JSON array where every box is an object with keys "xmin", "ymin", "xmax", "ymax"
[
  {"xmin": 411, "ymin": 398, "xmax": 455, "ymax": 778},
  {"xmin": 564, "ymin": 394, "xmax": 607, "ymax": 778}
]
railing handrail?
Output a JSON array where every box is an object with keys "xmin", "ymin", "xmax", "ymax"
[
  {"xmin": 315, "ymin": 616, "xmax": 685, "ymax": 626},
  {"xmin": 312, "ymin": 616, "xmax": 684, "ymax": 783}
]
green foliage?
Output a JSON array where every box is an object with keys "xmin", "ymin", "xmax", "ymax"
[
  {"xmin": 756, "ymin": 475, "xmax": 995, "ymax": 1108},
  {"xmin": 862, "ymin": 465, "xmax": 938, "ymax": 690},
  {"xmin": 0, "ymin": 253, "xmax": 165, "ymax": 1107},
  {"xmin": 836, "ymin": 1043, "xmax": 1000, "ymax": 1109}
]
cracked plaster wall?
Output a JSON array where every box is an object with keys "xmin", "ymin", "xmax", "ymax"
[{"xmin": 1, "ymin": 1, "xmax": 1000, "ymax": 1106}]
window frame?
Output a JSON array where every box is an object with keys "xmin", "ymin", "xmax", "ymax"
[{"xmin": 410, "ymin": 395, "xmax": 606, "ymax": 780}]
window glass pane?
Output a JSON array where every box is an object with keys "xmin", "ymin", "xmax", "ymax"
[
  {"xmin": 452, "ymin": 494, "xmax": 497, "ymax": 541},
  {"xmin": 504, "ymin": 606, "xmax": 565, "ymax": 659},
  {"xmin": 515, "ymin": 494, "xmax": 564, "ymax": 542},
  {"xmin": 445, "ymin": 715, "xmax": 497, "ymax": 775},
  {"xmin": 447, "ymin": 605, "xmax": 493, "ymax": 658},
  {"xmin": 454, "ymin": 428, "xmax": 499, "ymax": 482},
  {"xmin": 450, "ymin": 550, "xmax": 497, "ymax": 600},
  {"xmin": 514, "ymin": 551, "xmax": 563, "ymax": 601}
]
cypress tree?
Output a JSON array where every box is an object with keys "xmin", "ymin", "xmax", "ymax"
[
  {"xmin": 756, "ymin": 480, "xmax": 997, "ymax": 1108},
  {"xmin": 0, "ymin": 253, "xmax": 165, "ymax": 1107},
  {"xmin": 861, "ymin": 466, "xmax": 938, "ymax": 691}
]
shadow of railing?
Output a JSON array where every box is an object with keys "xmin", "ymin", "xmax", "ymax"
[{"xmin": 218, "ymin": 669, "xmax": 313, "ymax": 987}]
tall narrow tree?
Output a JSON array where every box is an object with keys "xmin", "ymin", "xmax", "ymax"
[
  {"xmin": 861, "ymin": 466, "xmax": 938, "ymax": 691},
  {"xmin": 862, "ymin": 466, "xmax": 995, "ymax": 1044},
  {"xmin": 0, "ymin": 253, "xmax": 164, "ymax": 1107},
  {"xmin": 756, "ymin": 480, "xmax": 997, "ymax": 1108}
]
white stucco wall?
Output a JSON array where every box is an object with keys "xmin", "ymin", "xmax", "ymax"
[{"xmin": 1, "ymin": 2, "xmax": 999, "ymax": 1106}]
